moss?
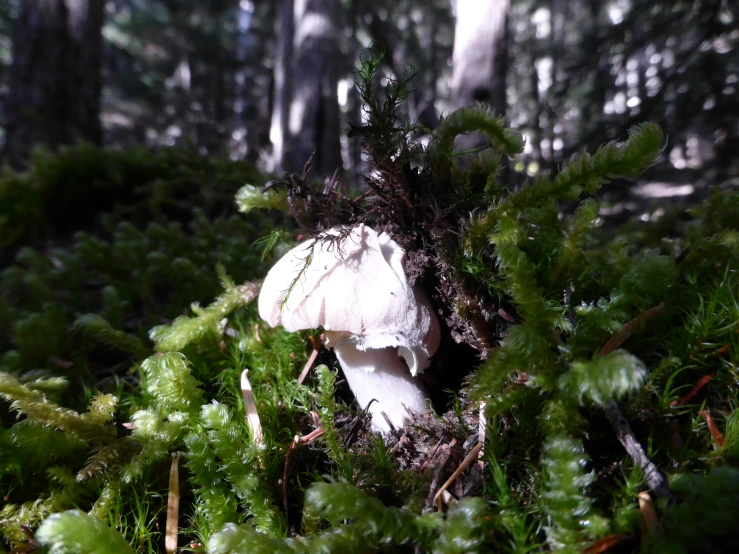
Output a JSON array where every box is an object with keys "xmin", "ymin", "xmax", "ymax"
[{"xmin": 1, "ymin": 53, "xmax": 738, "ymax": 553}]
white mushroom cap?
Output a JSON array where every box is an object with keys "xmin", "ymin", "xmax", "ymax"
[
  {"xmin": 258, "ymin": 224, "xmax": 440, "ymax": 375},
  {"xmin": 258, "ymin": 224, "xmax": 441, "ymax": 432}
]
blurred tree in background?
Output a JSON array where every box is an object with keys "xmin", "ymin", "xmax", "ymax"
[
  {"xmin": 2, "ymin": 0, "xmax": 104, "ymax": 167},
  {"xmin": 0, "ymin": 0, "xmax": 735, "ymax": 192},
  {"xmin": 450, "ymin": 0, "xmax": 509, "ymax": 151}
]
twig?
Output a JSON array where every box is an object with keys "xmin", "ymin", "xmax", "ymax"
[
  {"xmin": 583, "ymin": 534, "xmax": 631, "ymax": 554},
  {"xmin": 603, "ymin": 402, "xmax": 673, "ymax": 501},
  {"xmin": 283, "ymin": 434, "xmax": 300, "ymax": 512},
  {"xmin": 297, "ymin": 346, "xmax": 319, "ymax": 384},
  {"xmin": 300, "ymin": 428, "xmax": 326, "ymax": 443},
  {"xmin": 20, "ymin": 525, "xmax": 39, "ymax": 551},
  {"xmin": 283, "ymin": 428, "xmax": 325, "ymax": 511},
  {"xmin": 381, "ymin": 411, "xmax": 396, "ymax": 434},
  {"xmin": 426, "ymin": 442, "xmax": 454, "ymax": 510},
  {"xmin": 599, "ymin": 303, "xmax": 673, "ymax": 502},
  {"xmin": 418, "ymin": 440, "xmax": 444, "ymax": 473},
  {"xmin": 165, "ymin": 453, "xmax": 180, "ymax": 554},
  {"xmin": 241, "ymin": 370, "xmax": 263, "ymax": 444},
  {"xmin": 600, "ymin": 303, "xmax": 664, "ymax": 356},
  {"xmin": 433, "ymin": 442, "xmax": 484, "ymax": 509},
  {"xmin": 341, "ymin": 399, "xmax": 376, "ymax": 447}
]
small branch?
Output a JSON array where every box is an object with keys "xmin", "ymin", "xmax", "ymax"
[
  {"xmin": 603, "ymin": 402, "xmax": 673, "ymax": 502},
  {"xmin": 600, "ymin": 303, "xmax": 664, "ymax": 357},
  {"xmin": 478, "ymin": 401, "xmax": 487, "ymax": 468},
  {"xmin": 283, "ymin": 434, "xmax": 300, "ymax": 512},
  {"xmin": 426, "ymin": 440, "xmax": 455, "ymax": 510},
  {"xmin": 418, "ymin": 440, "xmax": 444, "ymax": 473},
  {"xmin": 165, "ymin": 453, "xmax": 180, "ymax": 554},
  {"xmin": 583, "ymin": 535, "xmax": 631, "ymax": 554},
  {"xmin": 297, "ymin": 336, "xmax": 321, "ymax": 384},
  {"xmin": 300, "ymin": 427, "xmax": 326, "ymax": 443},
  {"xmin": 433, "ymin": 442, "xmax": 484, "ymax": 509},
  {"xmin": 283, "ymin": 428, "xmax": 325, "ymax": 511},
  {"xmin": 598, "ymin": 303, "xmax": 673, "ymax": 502}
]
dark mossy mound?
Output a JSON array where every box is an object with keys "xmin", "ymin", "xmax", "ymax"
[{"xmin": 0, "ymin": 143, "xmax": 266, "ymax": 256}]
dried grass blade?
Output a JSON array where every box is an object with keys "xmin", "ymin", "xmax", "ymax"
[
  {"xmin": 433, "ymin": 442, "xmax": 484, "ymax": 507},
  {"xmin": 241, "ymin": 369, "xmax": 263, "ymax": 444},
  {"xmin": 165, "ymin": 453, "xmax": 180, "ymax": 554},
  {"xmin": 600, "ymin": 303, "xmax": 664, "ymax": 356}
]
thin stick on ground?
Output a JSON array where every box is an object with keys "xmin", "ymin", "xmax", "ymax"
[
  {"xmin": 599, "ymin": 304, "xmax": 673, "ymax": 502},
  {"xmin": 418, "ymin": 439, "xmax": 444, "ymax": 473},
  {"xmin": 241, "ymin": 369, "xmax": 263, "ymax": 444},
  {"xmin": 283, "ymin": 434, "xmax": 300, "ymax": 512},
  {"xmin": 583, "ymin": 534, "xmax": 631, "ymax": 554},
  {"xmin": 297, "ymin": 346, "xmax": 319, "ymax": 384},
  {"xmin": 433, "ymin": 442, "xmax": 484, "ymax": 509},
  {"xmin": 603, "ymin": 402, "xmax": 673, "ymax": 501},
  {"xmin": 283, "ymin": 428, "xmax": 325, "ymax": 511},
  {"xmin": 165, "ymin": 453, "xmax": 180, "ymax": 554},
  {"xmin": 600, "ymin": 303, "xmax": 664, "ymax": 357}
]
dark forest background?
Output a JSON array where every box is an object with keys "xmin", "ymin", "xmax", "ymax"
[{"xmin": 0, "ymin": 0, "xmax": 736, "ymax": 207}]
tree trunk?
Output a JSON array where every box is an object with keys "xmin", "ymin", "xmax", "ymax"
[
  {"xmin": 3, "ymin": 0, "xmax": 105, "ymax": 167},
  {"xmin": 270, "ymin": 0, "xmax": 294, "ymax": 170},
  {"xmin": 283, "ymin": 0, "xmax": 342, "ymax": 178},
  {"xmin": 450, "ymin": 0, "xmax": 509, "ymax": 150}
]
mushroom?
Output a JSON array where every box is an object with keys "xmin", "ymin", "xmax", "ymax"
[{"xmin": 258, "ymin": 224, "xmax": 440, "ymax": 433}]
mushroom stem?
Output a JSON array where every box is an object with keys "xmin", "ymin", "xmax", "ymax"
[{"xmin": 332, "ymin": 343, "xmax": 430, "ymax": 434}]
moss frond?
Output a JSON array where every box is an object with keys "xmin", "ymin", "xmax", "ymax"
[
  {"xmin": 558, "ymin": 350, "xmax": 648, "ymax": 407},
  {"xmin": 430, "ymin": 103, "xmax": 525, "ymax": 161},
  {"xmin": 36, "ymin": 509, "xmax": 135, "ymax": 554},
  {"xmin": 201, "ymin": 401, "xmax": 285, "ymax": 535},
  {"xmin": 235, "ymin": 184, "xmax": 288, "ymax": 215},
  {"xmin": 0, "ymin": 373, "xmax": 115, "ymax": 444},
  {"xmin": 72, "ymin": 314, "xmax": 151, "ymax": 360},
  {"xmin": 149, "ymin": 280, "xmax": 260, "ymax": 352},
  {"xmin": 141, "ymin": 352, "xmax": 204, "ymax": 414},
  {"xmin": 540, "ymin": 435, "xmax": 609, "ymax": 550}
]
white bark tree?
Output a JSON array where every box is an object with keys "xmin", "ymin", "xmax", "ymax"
[
  {"xmin": 450, "ymin": 0, "xmax": 509, "ymax": 149},
  {"xmin": 271, "ymin": 0, "xmax": 343, "ymax": 178}
]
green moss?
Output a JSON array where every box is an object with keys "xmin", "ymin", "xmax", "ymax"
[{"xmin": 0, "ymin": 57, "xmax": 738, "ymax": 554}]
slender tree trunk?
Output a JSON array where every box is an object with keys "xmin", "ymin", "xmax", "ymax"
[
  {"xmin": 348, "ymin": 0, "xmax": 363, "ymax": 184},
  {"xmin": 450, "ymin": 0, "xmax": 509, "ymax": 116},
  {"xmin": 450, "ymin": 0, "xmax": 510, "ymax": 167},
  {"xmin": 284, "ymin": 0, "xmax": 342, "ymax": 178},
  {"xmin": 3, "ymin": 0, "xmax": 104, "ymax": 167},
  {"xmin": 270, "ymin": 0, "xmax": 294, "ymax": 170}
]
